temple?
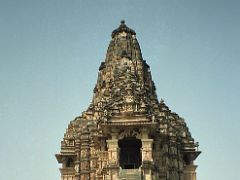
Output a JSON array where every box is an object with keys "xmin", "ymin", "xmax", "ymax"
[{"xmin": 56, "ymin": 21, "xmax": 201, "ymax": 180}]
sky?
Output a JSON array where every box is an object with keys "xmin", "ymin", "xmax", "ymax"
[{"xmin": 0, "ymin": 0, "xmax": 240, "ymax": 180}]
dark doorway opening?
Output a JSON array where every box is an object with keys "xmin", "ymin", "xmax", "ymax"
[{"xmin": 118, "ymin": 137, "xmax": 142, "ymax": 169}]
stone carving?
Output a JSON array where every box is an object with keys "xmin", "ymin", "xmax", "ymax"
[
  {"xmin": 56, "ymin": 21, "xmax": 201, "ymax": 180},
  {"xmin": 74, "ymin": 164, "xmax": 79, "ymax": 173},
  {"xmin": 64, "ymin": 139, "xmax": 75, "ymax": 146},
  {"xmin": 118, "ymin": 129, "xmax": 140, "ymax": 139}
]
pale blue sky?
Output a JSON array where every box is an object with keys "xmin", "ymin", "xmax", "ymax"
[{"xmin": 0, "ymin": 0, "xmax": 240, "ymax": 180}]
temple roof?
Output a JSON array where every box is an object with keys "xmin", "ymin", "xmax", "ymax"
[{"xmin": 59, "ymin": 21, "xmax": 200, "ymax": 163}]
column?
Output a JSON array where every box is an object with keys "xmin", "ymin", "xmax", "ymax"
[
  {"xmin": 183, "ymin": 151, "xmax": 201, "ymax": 180},
  {"xmin": 80, "ymin": 129, "xmax": 91, "ymax": 180},
  {"xmin": 106, "ymin": 139, "xmax": 120, "ymax": 180},
  {"xmin": 75, "ymin": 138, "xmax": 81, "ymax": 180},
  {"xmin": 141, "ymin": 139, "xmax": 153, "ymax": 180},
  {"xmin": 183, "ymin": 165, "xmax": 197, "ymax": 180}
]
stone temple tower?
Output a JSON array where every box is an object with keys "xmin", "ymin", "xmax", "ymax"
[{"xmin": 56, "ymin": 21, "xmax": 201, "ymax": 180}]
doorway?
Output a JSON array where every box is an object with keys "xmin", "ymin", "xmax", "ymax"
[{"xmin": 118, "ymin": 137, "xmax": 142, "ymax": 169}]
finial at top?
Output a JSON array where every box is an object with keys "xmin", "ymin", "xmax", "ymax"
[
  {"xmin": 120, "ymin": 20, "xmax": 125, "ymax": 24},
  {"xmin": 111, "ymin": 20, "xmax": 136, "ymax": 38}
]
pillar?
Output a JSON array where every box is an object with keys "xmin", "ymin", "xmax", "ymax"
[
  {"xmin": 80, "ymin": 129, "xmax": 91, "ymax": 180},
  {"xmin": 74, "ymin": 138, "xmax": 81, "ymax": 180},
  {"xmin": 106, "ymin": 139, "xmax": 119, "ymax": 180},
  {"xmin": 183, "ymin": 165, "xmax": 197, "ymax": 180},
  {"xmin": 141, "ymin": 139, "xmax": 153, "ymax": 180},
  {"xmin": 183, "ymin": 151, "xmax": 201, "ymax": 180}
]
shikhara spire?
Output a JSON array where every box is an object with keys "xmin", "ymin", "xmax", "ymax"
[
  {"xmin": 86, "ymin": 21, "xmax": 159, "ymax": 123},
  {"xmin": 56, "ymin": 21, "xmax": 201, "ymax": 180}
]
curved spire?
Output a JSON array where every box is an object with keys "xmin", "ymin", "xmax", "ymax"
[{"xmin": 86, "ymin": 21, "xmax": 159, "ymax": 120}]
